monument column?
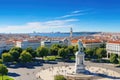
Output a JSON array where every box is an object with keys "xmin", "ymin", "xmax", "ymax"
[{"xmin": 75, "ymin": 40, "xmax": 85, "ymax": 74}]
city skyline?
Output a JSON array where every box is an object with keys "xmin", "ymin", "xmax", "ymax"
[{"xmin": 0, "ymin": 0, "xmax": 120, "ymax": 33}]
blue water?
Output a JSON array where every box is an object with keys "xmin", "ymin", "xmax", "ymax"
[{"xmin": 29, "ymin": 32, "xmax": 100, "ymax": 38}]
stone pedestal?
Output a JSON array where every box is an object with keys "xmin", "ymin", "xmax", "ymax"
[{"xmin": 75, "ymin": 51, "xmax": 85, "ymax": 74}]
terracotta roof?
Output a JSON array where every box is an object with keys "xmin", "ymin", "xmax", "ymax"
[
  {"xmin": 82, "ymin": 39, "xmax": 101, "ymax": 44},
  {"xmin": 28, "ymin": 40, "xmax": 40, "ymax": 43},
  {"xmin": 71, "ymin": 39, "xmax": 78, "ymax": 43},
  {"xmin": 71, "ymin": 39, "xmax": 102, "ymax": 44},
  {"xmin": 108, "ymin": 40, "xmax": 120, "ymax": 44},
  {"xmin": 6, "ymin": 41, "xmax": 14, "ymax": 44}
]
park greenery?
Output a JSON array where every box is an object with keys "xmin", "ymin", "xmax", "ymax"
[
  {"xmin": 0, "ymin": 43, "xmax": 120, "ymax": 66},
  {"xmin": 0, "ymin": 76, "xmax": 14, "ymax": 80},
  {"xmin": 110, "ymin": 53, "xmax": 118, "ymax": 64},
  {"xmin": 0, "ymin": 57, "xmax": 14, "ymax": 80},
  {"xmin": 0, "ymin": 64, "xmax": 12, "ymax": 80},
  {"xmin": 0, "ymin": 43, "xmax": 120, "ymax": 80},
  {"xmin": 54, "ymin": 75, "xmax": 66, "ymax": 80},
  {"xmin": 0, "ymin": 42, "xmax": 120, "ymax": 80}
]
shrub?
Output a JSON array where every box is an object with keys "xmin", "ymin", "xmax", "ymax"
[
  {"xmin": 0, "ymin": 59, "xmax": 3, "ymax": 64},
  {"xmin": 44, "ymin": 56, "xmax": 57, "ymax": 61},
  {"xmin": 54, "ymin": 75, "xmax": 66, "ymax": 80}
]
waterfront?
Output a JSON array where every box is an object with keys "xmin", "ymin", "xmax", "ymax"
[{"xmin": 29, "ymin": 32, "xmax": 100, "ymax": 38}]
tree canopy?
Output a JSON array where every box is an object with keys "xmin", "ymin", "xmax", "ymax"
[
  {"xmin": 26, "ymin": 47, "xmax": 36, "ymax": 58},
  {"xmin": 96, "ymin": 48, "xmax": 107, "ymax": 59},
  {"xmin": 110, "ymin": 53, "xmax": 118, "ymax": 64},
  {"xmin": 19, "ymin": 51, "xmax": 32, "ymax": 63},
  {"xmin": 10, "ymin": 47, "xmax": 22, "ymax": 54},
  {"xmin": 50, "ymin": 44, "xmax": 61, "ymax": 56},
  {"xmin": 85, "ymin": 48, "xmax": 93, "ymax": 58},
  {"xmin": 58, "ymin": 48, "xmax": 68, "ymax": 59},
  {"xmin": 2, "ymin": 53, "xmax": 13, "ymax": 63},
  {"xmin": 0, "ymin": 64, "xmax": 8, "ymax": 75},
  {"xmin": 9, "ymin": 50, "xmax": 20, "ymax": 61},
  {"xmin": 36, "ymin": 47, "xmax": 49, "ymax": 58}
]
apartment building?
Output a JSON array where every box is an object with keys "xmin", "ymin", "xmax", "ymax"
[
  {"xmin": 82, "ymin": 39, "xmax": 103, "ymax": 49},
  {"xmin": 16, "ymin": 40, "xmax": 40, "ymax": 49},
  {"xmin": 41, "ymin": 38, "xmax": 69, "ymax": 48},
  {"xmin": 106, "ymin": 40, "xmax": 120, "ymax": 57},
  {"xmin": 0, "ymin": 41, "xmax": 14, "ymax": 53}
]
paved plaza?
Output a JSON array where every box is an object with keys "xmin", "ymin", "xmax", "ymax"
[{"xmin": 7, "ymin": 61, "xmax": 120, "ymax": 80}]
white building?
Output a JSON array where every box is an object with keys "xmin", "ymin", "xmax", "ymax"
[
  {"xmin": 41, "ymin": 39, "xmax": 69, "ymax": 48},
  {"xmin": 82, "ymin": 39, "xmax": 103, "ymax": 49},
  {"xmin": 106, "ymin": 40, "xmax": 120, "ymax": 57},
  {"xmin": 41, "ymin": 40, "xmax": 63, "ymax": 48},
  {"xmin": 0, "ymin": 41, "xmax": 14, "ymax": 53},
  {"xmin": 16, "ymin": 40, "xmax": 40, "ymax": 49}
]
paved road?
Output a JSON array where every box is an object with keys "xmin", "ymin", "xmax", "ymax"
[{"xmin": 8, "ymin": 61, "xmax": 120, "ymax": 80}]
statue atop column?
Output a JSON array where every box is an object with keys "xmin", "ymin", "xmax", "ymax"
[
  {"xmin": 78, "ymin": 40, "xmax": 84, "ymax": 52},
  {"xmin": 75, "ymin": 40, "xmax": 85, "ymax": 74}
]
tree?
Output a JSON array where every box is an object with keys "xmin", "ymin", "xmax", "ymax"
[
  {"xmin": 50, "ymin": 47, "xmax": 59, "ymax": 56},
  {"xmin": 110, "ymin": 53, "xmax": 118, "ymax": 64},
  {"xmin": 96, "ymin": 48, "xmax": 107, "ymax": 59},
  {"xmin": 2, "ymin": 53, "xmax": 13, "ymax": 63},
  {"xmin": 67, "ymin": 46, "xmax": 74, "ymax": 56},
  {"xmin": 0, "ymin": 64, "xmax": 8, "ymax": 80},
  {"xmin": 19, "ymin": 51, "xmax": 32, "ymax": 63},
  {"xmin": 36, "ymin": 47, "xmax": 49, "ymax": 58},
  {"xmin": 9, "ymin": 50, "xmax": 20, "ymax": 61},
  {"xmin": 100, "ymin": 43, "xmax": 106, "ymax": 48},
  {"xmin": 54, "ymin": 75, "xmax": 66, "ymax": 80},
  {"xmin": 26, "ymin": 47, "xmax": 36, "ymax": 58},
  {"xmin": 58, "ymin": 48, "xmax": 68, "ymax": 59},
  {"xmin": 51, "ymin": 44, "xmax": 61, "ymax": 48},
  {"xmin": 118, "ymin": 56, "xmax": 120, "ymax": 65},
  {"xmin": 61, "ymin": 45, "xmax": 67, "ymax": 49},
  {"xmin": 50, "ymin": 44, "xmax": 61, "ymax": 56},
  {"xmin": 0, "ymin": 59, "xmax": 2, "ymax": 64},
  {"xmin": 74, "ymin": 45, "xmax": 78, "ymax": 52},
  {"xmin": 10, "ymin": 47, "xmax": 22, "ymax": 54},
  {"xmin": 85, "ymin": 48, "xmax": 93, "ymax": 58}
]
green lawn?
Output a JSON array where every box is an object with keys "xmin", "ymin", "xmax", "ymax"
[
  {"xmin": 0, "ymin": 75, "xmax": 14, "ymax": 80},
  {"xmin": 44, "ymin": 56, "xmax": 61, "ymax": 61}
]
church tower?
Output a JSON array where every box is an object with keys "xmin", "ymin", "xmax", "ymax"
[
  {"xmin": 67, "ymin": 27, "xmax": 73, "ymax": 46},
  {"xmin": 70, "ymin": 27, "xmax": 73, "ymax": 38}
]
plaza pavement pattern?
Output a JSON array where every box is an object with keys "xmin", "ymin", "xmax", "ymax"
[{"xmin": 8, "ymin": 61, "xmax": 120, "ymax": 80}]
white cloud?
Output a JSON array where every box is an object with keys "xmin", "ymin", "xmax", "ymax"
[
  {"xmin": 58, "ymin": 13, "xmax": 85, "ymax": 19},
  {"xmin": 72, "ymin": 10, "xmax": 81, "ymax": 14},
  {"xmin": 0, "ymin": 19, "xmax": 78, "ymax": 33},
  {"xmin": 57, "ymin": 9, "xmax": 91, "ymax": 19}
]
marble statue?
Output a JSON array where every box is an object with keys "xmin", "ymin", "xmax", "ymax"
[
  {"xmin": 78, "ymin": 40, "xmax": 84, "ymax": 52},
  {"xmin": 75, "ymin": 40, "xmax": 85, "ymax": 74}
]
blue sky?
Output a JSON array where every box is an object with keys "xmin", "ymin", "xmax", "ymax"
[{"xmin": 0, "ymin": 0, "xmax": 120, "ymax": 33}]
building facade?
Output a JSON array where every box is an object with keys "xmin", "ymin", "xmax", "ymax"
[
  {"xmin": 82, "ymin": 39, "xmax": 103, "ymax": 49},
  {"xmin": 0, "ymin": 41, "xmax": 14, "ymax": 53},
  {"xmin": 41, "ymin": 39, "xmax": 69, "ymax": 48},
  {"xmin": 106, "ymin": 40, "xmax": 120, "ymax": 57},
  {"xmin": 41, "ymin": 40, "xmax": 63, "ymax": 48},
  {"xmin": 16, "ymin": 40, "xmax": 40, "ymax": 49}
]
